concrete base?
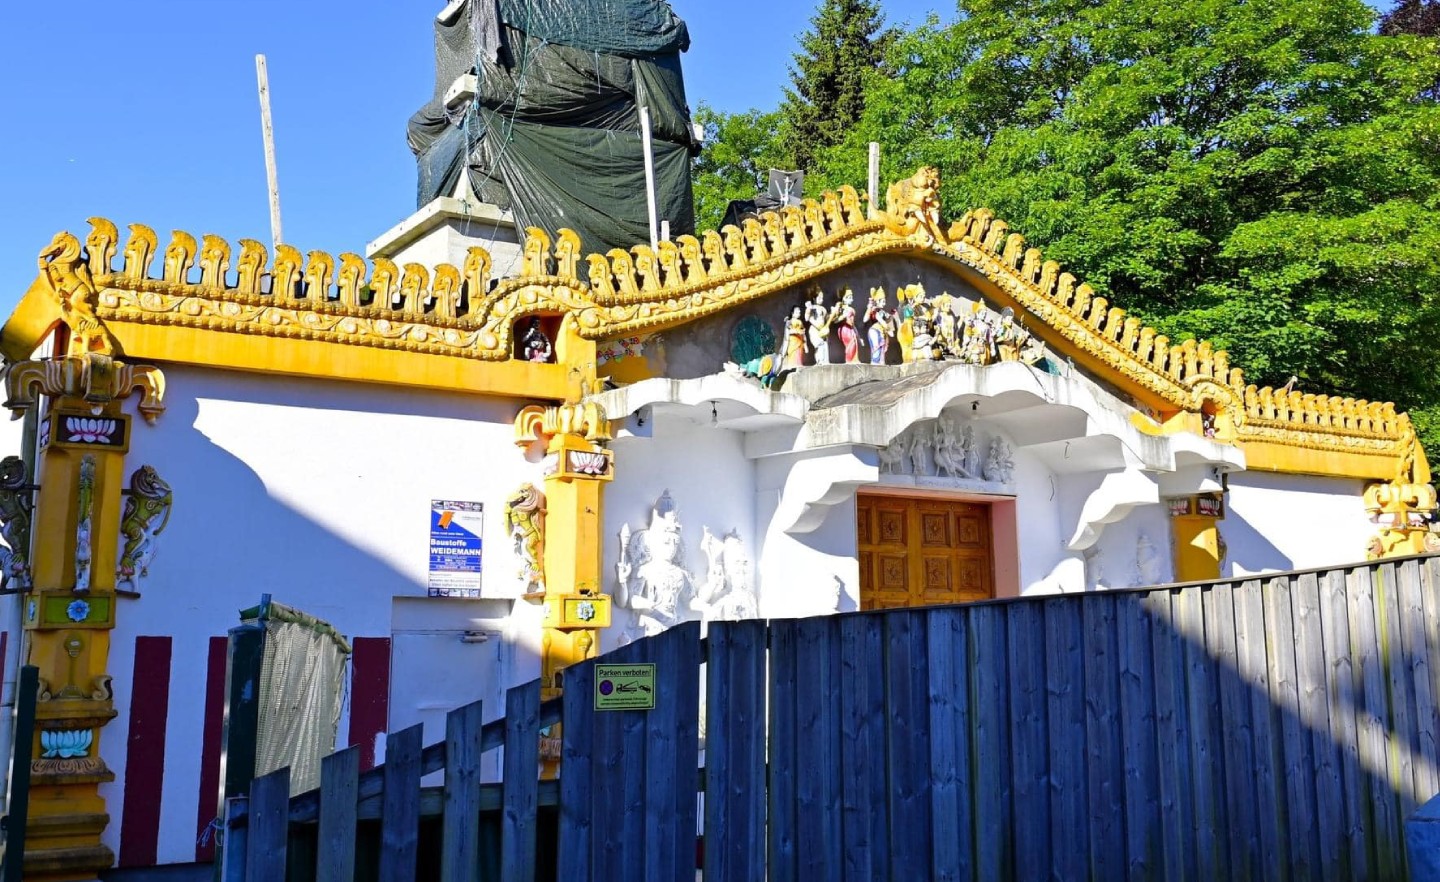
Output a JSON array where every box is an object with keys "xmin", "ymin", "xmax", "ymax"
[{"xmin": 366, "ymin": 197, "xmax": 524, "ymax": 280}]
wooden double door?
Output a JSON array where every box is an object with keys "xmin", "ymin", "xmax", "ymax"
[{"xmin": 857, "ymin": 493, "xmax": 995, "ymax": 610}]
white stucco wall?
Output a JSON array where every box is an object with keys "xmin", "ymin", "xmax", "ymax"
[
  {"xmin": 1223, "ymin": 471, "xmax": 1372, "ymax": 576},
  {"xmin": 101, "ymin": 365, "xmax": 541, "ymax": 864}
]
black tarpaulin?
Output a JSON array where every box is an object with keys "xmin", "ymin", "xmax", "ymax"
[{"xmin": 407, "ymin": 0, "xmax": 697, "ymax": 258}]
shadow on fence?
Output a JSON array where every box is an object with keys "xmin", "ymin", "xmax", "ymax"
[{"xmin": 222, "ymin": 555, "xmax": 1440, "ymax": 881}]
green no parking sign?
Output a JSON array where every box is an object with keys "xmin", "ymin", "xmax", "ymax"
[{"xmin": 594, "ymin": 663, "xmax": 656, "ymax": 710}]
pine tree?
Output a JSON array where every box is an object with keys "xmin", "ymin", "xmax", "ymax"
[{"xmin": 780, "ymin": 0, "xmax": 894, "ymax": 174}]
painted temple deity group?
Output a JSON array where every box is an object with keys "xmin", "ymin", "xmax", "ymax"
[{"xmin": 755, "ymin": 284, "xmax": 1045, "ymax": 381}]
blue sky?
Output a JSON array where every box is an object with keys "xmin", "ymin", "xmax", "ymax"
[{"xmin": 0, "ymin": 0, "xmax": 1389, "ymax": 314}]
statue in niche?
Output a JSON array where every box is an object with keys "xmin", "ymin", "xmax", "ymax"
[
  {"xmin": 960, "ymin": 303, "xmax": 992, "ymax": 364},
  {"xmin": 910, "ymin": 312, "xmax": 937, "ymax": 362},
  {"xmin": 933, "ymin": 293, "xmax": 960, "ymax": 359},
  {"xmin": 74, "ymin": 455, "xmax": 95, "ymax": 594},
  {"xmin": 829, "ymin": 289, "xmax": 861, "ymax": 364},
  {"xmin": 521, "ymin": 317, "xmax": 554, "ymax": 363},
  {"xmin": 982, "ymin": 436, "xmax": 1015, "ymax": 483},
  {"xmin": 908, "ymin": 429, "xmax": 933, "ymax": 476},
  {"xmin": 692, "ymin": 527, "xmax": 758, "ymax": 621},
  {"xmin": 615, "ymin": 490, "xmax": 694, "ymax": 638},
  {"xmin": 993, "ymin": 307, "xmax": 1032, "ymax": 362},
  {"xmin": 896, "ymin": 284, "xmax": 927, "ymax": 361},
  {"xmin": 782, "ymin": 306, "xmax": 806, "ymax": 370},
  {"xmin": 804, "ymin": 289, "xmax": 832, "ymax": 365},
  {"xmin": 863, "ymin": 288, "xmax": 897, "ymax": 365}
]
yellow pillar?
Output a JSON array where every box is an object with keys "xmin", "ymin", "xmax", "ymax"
[
  {"xmin": 1168, "ymin": 494, "xmax": 1224, "ymax": 582},
  {"xmin": 3, "ymin": 350, "xmax": 165, "ymax": 881}
]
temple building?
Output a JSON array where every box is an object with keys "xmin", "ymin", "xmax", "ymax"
[{"xmin": 0, "ymin": 4, "xmax": 1434, "ymax": 880}]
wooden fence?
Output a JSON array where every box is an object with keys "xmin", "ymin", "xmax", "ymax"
[{"xmin": 223, "ymin": 554, "xmax": 1440, "ymax": 880}]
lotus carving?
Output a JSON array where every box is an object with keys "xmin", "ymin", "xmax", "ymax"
[
  {"xmin": 40, "ymin": 728, "xmax": 92, "ymax": 758},
  {"xmin": 568, "ymin": 451, "xmax": 609, "ymax": 476},
  {"xmin": 66, "ymin": 417, "xmax": 117, "ymax": 444}
]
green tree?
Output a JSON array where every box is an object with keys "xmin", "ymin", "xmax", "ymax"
[
  {"xmin": 780, "ymin": 0, "xmax": 894, "ymax": 174},
  {"xmin": 1382, "ymin": 0, "xmax": 1440, "ymax": 98},
  {"xmin": 690, "ymin": 104, "xmax": 787, "ymax": 232},
  {"xmin": 814, "ymin": 0, "xmax": 1440, "ymax": 452}
]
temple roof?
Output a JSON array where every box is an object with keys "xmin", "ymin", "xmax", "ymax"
[{"xmin": 1, "ymin": 168, "xmax": 1425, "ymax": 484}]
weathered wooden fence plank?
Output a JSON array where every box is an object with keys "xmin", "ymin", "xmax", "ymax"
[
  {"xmin": 839, "ymin": 613, "xmax": 889, "ymax": 881},
  {"xmin": 501, "ymin": 681, "xmax": 540, "ymax": 882},
  {"xmin": 1234, "ymin": 579, "xmax": 1285, "ymax": 880},
  {"xmin": 1180, "ymin": 585, "xmax": 1228, "ymax": 877},
  {"xmin": 1008, "ymin": 601, "xmax": 1049, "ymax": 881},
  {"xmin": 1081, "ymin": 594, "xmax": 1126, "ymax": 882},
  {"xmin": 317, "ymin": 745, "xmax": 359, "ymax": 882},
  {"xmin": 884, "ymin": 611, "xmax": 933, "ymax": 881},
  {"xmin": 1207, "ymin": 582, "xmax": 1259, "ymax": 882},
  {"xmin": 1144, "ymin": 590, "xmax": 1196, "ymax": 881},
  {"xmin": 645, "ymin": 621, "xmax": 701, "ymax": 882},
  {"xmin": 1117, "ymin": 593, "xmax": 1161, "ymax": 881},
  {"xmin": 378, "ymin": 724, "xmax": 422, "ymax": 882},
  {"xmin": 1044, "ymin": 597, "xmax": 1088, "ymax": 882},
  {"xmin": 1378, "ymin": 561, "xmax": 1421, "ymax": 820},
  {"xmin": 970, "ymin": 604, "xmax": 1013, "ymax": 881},
  {"xmin": 1352, "ymin": 564, "xmax": 1399, "ymax": 879},
  {"xmin": 559, "ymin": 657, "xmax": 597, "ymax": 882},
  {"xmin": 766, "ymin": 619, "xmax": 800, "ymax": 882},
  {"xmin": 1321, "ymin": 566, "xmax": 1365, "ymax": 881},
  {"xmin": 705, "ymin": 620, "xmax": 767, "ymax": 882},
  {"xmin": 1266, "ymin": 575, "xmax": 1321, "ymax": 879},
  {"xmin": 590, "ymin": 639, "xmax": 646, "ymax": 882},
  {"xmin": 1292, "ymin": 570, "xmax": 1346, "ymax": 879},
  {"xmin": 794, "ymin": 616, "xmax": 843, "ymax": 881},
  {"xmin": 246, "ymin": 767, "xmax": 290, "ymax": 882},
  {"xmin": 440, "ymin": 699, "xmax": 485, "ymax": 882},
  {"xmin": 926, "ymin": 607, "xmax": 973, "ymax": 882},
  {"xmin": 1397, "ymin": 557, "xmax": 1440, "ymax": 806}
]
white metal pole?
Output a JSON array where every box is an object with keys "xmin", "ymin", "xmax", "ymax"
[
  {"xmin": 255, "ymin": 55, "xmax": 284, "ymax": 250},
  {"xmin": 640, "ymin": 107, "xmax": 660, "ymax": 251},
  {"xmin": 868, "ymin": 142, "xmax": 881, "ymax": 213}
]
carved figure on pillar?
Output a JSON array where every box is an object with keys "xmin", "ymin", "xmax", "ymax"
[
  {"xmin": 505, "ymin": 483, "xmax": 547, "ymax": 595},
  {"xmin": 116, "ymin": 465, "xmax": 173, "ymax": 593},
  {"xmin": 0, "ymin": 456, "xmax": 34, "ymax": 590},
  {"xmin": 863, "ymin": 288, "xmax": 896, "ymax": 365},
  {"xmin": 74, "ymin": 455, "xmax": 95, "ymax": 594},
  {"xmin": 830, "ymin": 289, "xmax": 860, "ymax": 364},
  {"xmin": 804, "ymin": 289, "xmax": 832, "ymax": 365}
]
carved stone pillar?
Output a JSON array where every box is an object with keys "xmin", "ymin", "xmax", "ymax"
[{"xmin": 3, "ymin": 351, "xmax": 165, "ymax": 880}]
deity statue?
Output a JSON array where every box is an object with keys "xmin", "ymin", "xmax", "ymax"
[
  {"xmin": 982, "ymin": 437, "xmax": 1015, "ymax": 483},
  {"xmin": 959, "ymin": 303, "xmax": 993, "ymax": 365},
  {"xmin": 505, "ymin": 483, "xmax": 547, "ymax": 595},
  {"xmin": 804, "ymin": 290, "xmax": 832, "ymax": 365},
  {"xmin": 863, "ymin": 288, "xmax": 897, "ymax": 365},
  {"xmin": 994, "ymin": 307, "xmax": 1030, "ymax": 362},
  {"xmin": 782, "ymin": 306, "xmax": 806, "ymax": 370},
  {"xmin": 933, "ymin": 293, "xmax": 961, "ymax": 359},
  {"xmin": 0, "ymin": 457, "xmax": 33, "ymax": 591},
  {"xmin": 829, "ymin": 289, "xmax": 861, "ymax": 364},
  {"xmin": 521, "ymin": 317, "xmax": 554, "ymax": 363},
  {"xmin": 932, "ymin": 417, "xmax": 976, "ymax": 479},
  {"xmin": 910, "ymin": 312, "xmax": 936, "ymax": 362},
  {"xmin": 117, "ymin": 465, "xmax": 174, "ymax": 592},
  {"xmin": 615, "ymin": 491, "xmax": 695, "ymax": 637},
  {"xmin": 691, "ymin": 527, "xmax": 758, "ymax": 621}
]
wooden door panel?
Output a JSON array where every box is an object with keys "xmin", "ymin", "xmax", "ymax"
[{"xmin": 859, "ymin": 494, "xmax": 994, "ymax": 609}]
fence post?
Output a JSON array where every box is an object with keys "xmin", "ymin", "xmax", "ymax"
[
  {"xmin": 219, "ymin": 796, "xmax": 249, "ymax": 882},
  {"xmin": 0, "ymin": 665, "xmax": 38, "ymax": 882}
]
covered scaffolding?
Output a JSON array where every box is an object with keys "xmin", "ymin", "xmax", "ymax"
[{"xmin": 408, "ymin": 0, "xmax": 699, "ymax": 255}]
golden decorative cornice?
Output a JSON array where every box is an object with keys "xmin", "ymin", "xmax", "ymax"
[{"xmin": 7, "ymin": 168, "xmax": 1424, "ymax": 478}]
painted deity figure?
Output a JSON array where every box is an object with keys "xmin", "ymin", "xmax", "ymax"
[
  {"xmin": 521, "ymin": 317, "xmax": 554, "ymax": 363},
  {"xmin": 933, "ymin": 293, "xmax": 960, "ymax": 359},
  {"xmin": 616, "ymin": 491, "xmax": 695, "ymax": 637},
  {"xmin": 864, "ymin": 288, "xmax": 896, "ymax": 365},
  {"xmin": 829, "ymin": 288, "xmax": 861, "ymax": 364},
  {"xmin": 782, "ymin": 306, "xmax": 806, "ymax": 370},
  {"xmin": 994, "ymin": 307, "xmax": 1029, "ymax": 362},
  {"xmin": 804, "ymin": 290, "xmax": 832, "ymax": 365}
]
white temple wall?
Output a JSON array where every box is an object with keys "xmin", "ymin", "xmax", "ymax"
[
  {"xmin": 1224, "ymin": 471, "xmax": 1372, "ymax": 575},
  {"xmin": 1012, "ymin": 450, "xmax": 1072, "ymax": 595},
  {"xmin": 101, "ymin": 365, "xmax": 540, "ymax": 864}
]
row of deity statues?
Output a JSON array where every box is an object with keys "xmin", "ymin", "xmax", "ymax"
[
  {"xmin": 879, "ymin": 417, "xmax": 1016, "ymax": 485},
  {"xmin": 614, "ymin": 491, "xmax": 758, "ymax": 639},
  {"xmin": 776, "ymin": 284, "xmax": 1045, "ymax": 369}
]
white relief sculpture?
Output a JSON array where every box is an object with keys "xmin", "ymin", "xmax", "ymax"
[
  {"xmin": 1083, "ymin": 545, "xmax": 1107, "ymax": 591},
  {"xmin": 615, "ymin": 490, "xmax": 694, "ymax": 638},
  {"xmin": 692, "ymin": 527, "xmax": 758, "ymax": 621},
  {"xmin": 908, "ymin": 430, "xmax": 933, "ymax": 476},
  {"xmin": 933, "ymin": 417, "xmax": 976, "ymax": 479},
  {"xmin": 982, "ymin": 437, "xmax": 1014, "ymax": 484},
  {"xmin": 1136, "ymin": 533, "xmax": 1164, "ymax": 586},
  {"xmin": 878, "ymin": 440, "xmax": 905, "ymax": 475}
]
